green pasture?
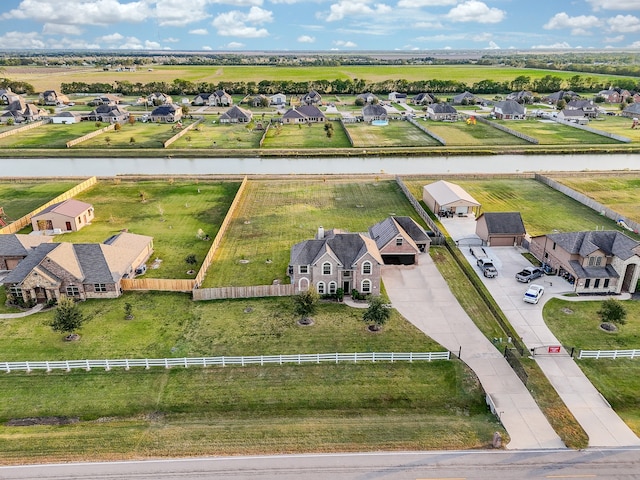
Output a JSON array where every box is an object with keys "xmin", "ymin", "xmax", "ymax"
[
  {"xmin": 202, "ymin": 179, "xmax": 425, "ymax": 287},
  {"xmin": 0, "ymin": 179, "xmax": 79, "ymax": 221},
  {"xmin": 75, "ymin": 121, "xmax": 192, "ymax": 149},
  {"xmin": 492, "ymin": 119, "xmax": 622, "ymax": 145},
  {"xmin": 53, "ymin": 179, "xmax": 240, "ymax": 279},
  {"xmin": 261, "ymin": 122, "xmax": 351, "ymax": 149},
  {"xmin": 0, "ymin": 122, "xmax": 100, "ymax": 148},
  {"xmin": 421, "ymin": 119, "xmax": 530, "ymax": 146},
  {"xmin": 543, "ymin": 298, "xmax": 640, "ymax": 435},
  {"xmin": 586, "ymin": 116, "xmax": 640, "ymax": 142},
  {"xmin": 403, "ymin": 177, "xmax": 640, "ymax": 238},
  {"xmin": 169, "ymin": 119, "xmax": 264, "ymax": 149},
  {"xmin": 344, "ymin": 121, "xmax": 440, "ymax": 147},
  {"xmin": 549, "ymin": 175, "xmax": 640, "ymax": 224}
]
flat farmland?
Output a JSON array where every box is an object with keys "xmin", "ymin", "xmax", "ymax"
[
  {"xmin": 403, "ymin": 177, "xmax": 640, "ymax": 238},
  {"xmin": 422, "ymin": 120, "xmax": 530, "ymax": 146},
  {"xmin": 345, "ymin": 121, "xmax": 440, "ymax": 147},
  {"xmin": 0, "ymin": 180, "xmax": 80, "ymax": 221},
  {"xmin": 549, "ymin": 174, "xmax": 640, "ymax": 224},
  {"xmin": 53, "ymin": 179, "xmax": 241, "ymax": 279},
  {"xmin": 0, "ymin": 122, "xmax": 101, "ymax": 148},
  {"xmin": 584, "ymin": 116, "xmax": 640, "ymax": 142},
  {"xmin": 202, "ymin": 179, "xmax": 425, "ymax": 287},
  {"xmin": 75, "ymin": 121, "xmax": 193, "ymax": 149},
  {"xmin": 492, "ymin": 119, "xmax": 622, "ymax": 145},
  {"xmin": 169, "ymin": 119, "xmax": 264, "ymax": 149},
  {"xmin": 261, "ymin": 122, "xmax": 351, "ymax": 149}
]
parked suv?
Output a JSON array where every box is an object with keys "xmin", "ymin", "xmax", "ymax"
[{"xmin": 515, "ymin": 266, "xmax": 544, "ymax": 283}]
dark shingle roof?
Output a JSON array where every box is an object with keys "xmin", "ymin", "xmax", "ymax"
[
  {"xmin": 73, "ymin": 244, "xmax": 115, "ymax": 283},
  {"xmin": 393, "ymin": 216, "xmax": 430, "ymax": 243},
  {"xmin": 495, "ymin": 100, "xmax": 525, "ymax": 115},
  {"xmin": 3, "ymin": 243, "xmax": 59, "ymax": 283},
  {"xmin": 430, "ymin": 103, "xmax": 457, "ymax": 114},
  {"xmin": 290, "ymin": 232, "xmax": 378, "ymax": 268},
  {"xmin": 479, "ymin": 212, "xmax": 526, "ymax": 235},
  {"xmin": 362, "ymin": 104, "xmax": 387, "ymax": 116},
  {"xmin": 547, "ymin": 231, "xmax": 640, "ymax": 261},
  {"xmin": 220, "ymin": 105, "xmax": 252, "ymax": 120},
  {"xmin": 0, "ymin": 235, "xmax": 28, "ymax": 256},
  {"xmin": 151, "ymin": 104, "xmax": 178, "ymax": 116}
]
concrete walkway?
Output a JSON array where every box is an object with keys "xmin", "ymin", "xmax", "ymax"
[
  {"xmin": 382, "ymin": 258, "xmax": 565, "ymax": 450},
  {"xmin": 0, "ymin": 303, "xmax": 44, "ymax": 319}
]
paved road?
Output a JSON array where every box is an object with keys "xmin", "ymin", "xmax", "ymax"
[
  {"xmin": 442, "ymin": 214, "xmax": 640, "ymax": 448},
  {"xmin": 382, "ymin": 257, "xmax": 564, "ymax": 450},
  {"xmin": 2, "ymin": 449, "xmax": 640, "ymax": 479}
]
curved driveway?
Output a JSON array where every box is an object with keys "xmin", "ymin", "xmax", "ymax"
[{"xmin": 382, "ymin": 258, "xmax": 564, "ymax": 450}]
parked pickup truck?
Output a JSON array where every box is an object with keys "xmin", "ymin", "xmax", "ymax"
[
  {"xmin": 477, "ymin": 257, "xmax": 498, "ymax": 278},
  {"xmin": 515, "ymin": 266, "xmax": 544, "ymax": 283}
]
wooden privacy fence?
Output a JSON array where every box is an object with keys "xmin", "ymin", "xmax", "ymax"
[
  {"xmin": 578, "ymin": 349, "xmax": 640, "ymax": 360},
  {"xmin": 395, "ymin": 176, "xmax": 445, "ymax": 245},
  {"xmin": 0, "ymin": 120, "xmax": 48, "ymax": 140},
  {"xmin": 193, "ymin": 176, "xmax": 249, "ymax": 288},
  {"xmin": 121, "ymin": 278, "xmax": 195, "ymax": 292},
  {"xmin": 193, "ymin": 283, "xmax": 294, "ymax": 300},
  {"xmin": 0, "ymin": 351, "xmax": 451, "ymax": 373},
  {"xmin": 66, "ymin": 123, "xmax": 116, "ymax": 148},
  {"xmin": 0, "ymin": 176, "xmax": 98, "ymax": 234}
]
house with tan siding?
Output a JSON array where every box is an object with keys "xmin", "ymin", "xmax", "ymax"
[{"xmin": 31, "ymin": 199, "xmax": 94, "ymax": 233}]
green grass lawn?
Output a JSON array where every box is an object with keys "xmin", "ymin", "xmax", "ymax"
[
  {"xmin": 344, "ymin": 120, "xmax": 440, "ymax": 147},
  {"xmin": 420, "ymin": 119, "xmax": 530, "ymax": 146},
  {"xmin": 0, "ymin": 292, "xmax": 500, "ymax": 462},
  {"xmin": 585, "ymin": 115, "xmax": 640, "ymax": 142},
  {"xmin": 543, "ymin": 298, "xmax": 640, "ymax": 435},
  {"xmin": 169, "ymin": 119, "xmax": 264, "ymax": 149},
  {"xmin": 261, "ymin": 122, "xmax": 351, "ymax": 149},
  {"xmin": 202, "ymin": 179, "xmax": 426, "ymax": 288},
  {"xmin": 75, "ymin": 121, "xmax": 192, "ymax": 149},
  {"xmin": 549, "ymin": 174, "xmax": 640, "ymax": 225},
  {"xmin": 404, "ymin": 177, "xmax": 640, "ymax": 238},
  {"xmin": 0, "ymin": 122, "xmax": 102, "ymax": 148},
  {"xmin": 492, "ymin": 119, "xmax": 622, "ymax": 145},
  {"xmin": 0, "ymin": 179, "xmax": 80, "ymax": 221},
  {"xmin": 50, "ymin": 179, "xmax": 240, "ymax": 279}
]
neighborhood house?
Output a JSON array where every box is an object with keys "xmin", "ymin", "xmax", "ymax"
[
  {"xmin": 0, "ymin": 234, "xmax": 54, "ymax": 271},
  {"xmin": 31, "ymin": 199, "xmax": 94, "ymax": 233},
  {"xmin": 475, "ymin": 212, "xmax": 526, "ymax": 247}
]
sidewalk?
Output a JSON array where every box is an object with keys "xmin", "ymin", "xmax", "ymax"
[
  {"xmin": 0, "ymin": 303, "xmax": 44, "ymax": 319},
  {"xmin": 382, "ymin": 258, "xmax": 564, "ymax": 450}
]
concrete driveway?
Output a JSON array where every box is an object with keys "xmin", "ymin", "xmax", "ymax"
[
  {"xmin": 444, "ymin": 215, "xmax": 640, "ymax": 447},
  {"xmin": 382, "ymin": 257, "xmax": 564, "ymax": 450}
]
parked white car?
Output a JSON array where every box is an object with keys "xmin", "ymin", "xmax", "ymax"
[{"xmin": 523, "ymin": 284, "xmax": 544, "ymax": 304}]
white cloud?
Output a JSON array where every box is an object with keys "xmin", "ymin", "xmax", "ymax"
[
  {"xmin": 628, "ymin": 40, "xmax": 640, "ymax": 47},
  {"xmin": 202, "ymin": 45, "xmax": 213, "ymax": 50},
  {"xmin": 96, "ymin": 33, "xmax": 125, "ymax": 43},
  {"xmin": 212, "ymin": 6, "xmax": 272, "ymax": 37},
  {"xmin": 189, "ymin": 28, "xmax": 210, "ymax": 35},
  {"xmin": 325, "ymin": 1, "xmax": 392, "ymax": 22},
  {"xmin": 42, "ymin": 23, "xmax": 83, "ymax": 36},
  {"xmin": 446, "ymin": 1, "xmax": 505, "ymax": 24},
  {"xmin": 297, "ymin": 35, "xmax": 315, "ymax": 43},
  {"xmin": 607, "ymin": 14, "xmax": 640, "ymax": 33},
  {"xmin": 587, "ymin": 0, "xmax": 640, "ymax": 11},
  {"xmin": 411, "ymin": 21, "xmax": 444, "ymax": 29},
  {"xmin": 0, "ymin": 31, "xmax": 45, "ymax": 48},
  {"xmin": 224, "ymin": 41, "xmax": 245, "ymax": 48},
  {"xmin": 531, "ymin": 41, "xmax": 573, "ymax": 49},
  {"xmin": 333, "ymin": 40, "xmax": 357, "ymax": 47},
  {"xmin": 486, "ymin": 40, "xmax": 500, "ymax": 49},
  {"xmin": 48, "ymin": 37, "xmax": 101, "ymax": 49},
  {"xmin": 154, "ymin": 0, "xmax": 210, "ymax": 26},
  {"xmin": 163, "ymin": 37, "xmax": 180, "ymax": 43},
  {"xmin": 117, "ymin": 36, "xmax": 160, "ymax": 50},
  {"xmin": 397, "ymin": 0, "xmax": 456, "ymax": 6},
  {"xmin": 604, "ymin": 34, "xmax": 624, "ymax": 42},
  {"xmin": 543, "ymin": 12, "xmax": 601, "ymax": 35}
]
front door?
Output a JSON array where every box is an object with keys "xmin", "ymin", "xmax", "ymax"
[
  {"xmin": 343, "ymin": 281, "xmax": 351, "ymax": 294},
  {"xmin": 34, "ymin": 287, "xmax": 47, "ymax": 304},
  {"xmin": 65, "ymin": 221, "xmax": 72, "ymax": 231}
]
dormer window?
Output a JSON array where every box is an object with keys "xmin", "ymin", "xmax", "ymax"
[{"xmin": 396, "ymin": 237, "xmax": 403, "ymax": 246}]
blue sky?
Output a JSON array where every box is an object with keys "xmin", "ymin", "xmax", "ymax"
[{"xmin": 0, "ymin": 0, "xmax": 640, "ymax": 51}]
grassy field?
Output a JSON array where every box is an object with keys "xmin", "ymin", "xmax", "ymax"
[
  {"xmin": 404, "ymin": 177, "xmax": 640, "ymax": 238},
  {"xmin": 420, "ymin": 119, "xmax": 530, "ymax": 146},
  {"xmin": 0, "ymin": 179, "xmax": 80, "ymax": 221},
  {"xmin": 50, "ymin": 179, "xmax": 240, "ymax": 279},
  {"xmin": 549, "ymin": 174, "xmax": 640, "ymax": 225},
  {"xmin": 0, "ymin": 122, "xmax": 101, "ymax": 148},
  {"xmin": 0, "ymin": 292, "xmax": 500, "ymax": 463},
  {"xmin": 5, "ymin": 64, "xmax": 634, "ymax": 94},
  {"xmin": 261, "ymin": 122, "xmax": 351, "ymax": 149},
  {"xmin": 75, "ymin": 121, "xmax": 192, "ymax": 149},
  {"xmin": 492, "ymin": 119, "xmax": 623, "ymax": 145},
  {"xmin": 584, "ymin": 116, "xmax": 640, "ymax": 141},
  {"xmin": 202, "ymin": 179, "xmax": 426, "ymax": 288},
  {"xmin": 543, "ymin": 298, "xmax": 640, "ymax": 435},
  {"xmin": 168, "ymin": 119, "xmax": 264, "ymax": 149},
  {"xmin": 345, "ymin": 121, "xmax": 440, "ymax": 147}
]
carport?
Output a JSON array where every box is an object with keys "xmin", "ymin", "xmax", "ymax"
[{"xmin": 422, "ymin": 180, "xmax": 481, "ymax": 216}]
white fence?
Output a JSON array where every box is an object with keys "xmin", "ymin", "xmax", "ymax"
[
  {"xmin": 0, "ymin": 351, "xmax": 451, "ymax": 373},
  {"xmin": 578, "ymin": 349, "xmax": 640, "ymax": 360}
]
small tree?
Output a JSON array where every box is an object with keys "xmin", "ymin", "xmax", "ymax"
[
  {"xmin": 363, "ymin": 295, "xmax": 391, "ymax": 332},
  {"xmin": 128, "ymin": 114, "xmax": 136, "ymax": 125},
  {"xmin": 185, "ymin": 254, "xmax": 197, "ymax": 266},
  {"xmin": 124, "ymin": 302, "xmax": 134, "ymax": 320},
  {"xmin": 598, "ymin": 298, "xmax": 627, "ymax": 326},
  {"xmin": 114, "ymin": 122, "xmax": 122, "ymax": 131},
  {"xmin": 50, "ymin": 295, "xmax": 85, "ymax": 339},
  {"xmin": 104, "ymin": 136, "xmax": 111, "ymax": 146},
  {"xmin": 182, "ymin": 105, "xmax": 190, "ymax": 116},
  {"xmin": 129, "ymin": 136, "xmax": 136, "ymax": 145},
  {"xmin": 293, "ymin": 288, "xmax": 318, "ymax": 324}
]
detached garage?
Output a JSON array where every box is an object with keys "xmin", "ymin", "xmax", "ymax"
[
  {"xmin": 422, "ymin": 180, "xmax": 481, "ymax": 216},
  {"xmin": 476, "ymin": 212, "xmax": 526, "ymax": 246}
]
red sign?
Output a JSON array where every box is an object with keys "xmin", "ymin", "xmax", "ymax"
[{"xmin": 548, "ymin": 346, "xmax": 561, "ymax": 354}]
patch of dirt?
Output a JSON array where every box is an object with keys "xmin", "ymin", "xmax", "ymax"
[
  {"xmin": 297, "ymin": 318, "xmax": 314, "ymax": 326},
  {"xmin": 600, "ymin": 322, "xmax": 618, "ymax": 332},
  {"xmin": 7, "ymin": 417, "xmax": 79, "ymax": 427},
  {"xmin": 562, "ymin": 308, "xmax": 574, "ymax": 314},
  {"xmin": 64, "ymin": 333, "xmax": 80, "ymax": 342}
]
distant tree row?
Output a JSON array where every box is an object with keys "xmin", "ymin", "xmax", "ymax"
[{"xmin": 0, "ymin": 77, "xmax": 35, "ymax": 95}]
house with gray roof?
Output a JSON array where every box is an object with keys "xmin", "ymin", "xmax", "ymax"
[
  {"xmin": 412, "ymin": 92, "xmax": 435, "ymax": 106},
  {"xmin": 356, "ymin": 92, "xmax": 378, "ymax": 104},
  {"xmin": 300, "ymin": 90, "xmax": 322, "ymax": 105},
  {"xmin": 557, "ymin": 108, "xmax": 589, "ymax": 125},
  {"xmin": 39, "ymin": 90, "xmax": 69, "ymax": 106},
  {"xmin": 1, "ymin": 98, "xmax": 45, "ymax": 123},
  {"xmin": 86, "ymin": 104, "xmax": 129, "ymax": 123},
  {"xmin": 492, "ymin": 100, "xmax": 526, "ymax": 120},
  {"xmin": 210, "ymin": 90, "xmax": 233, "ymax": 107},
  {"xmin": 543, "ymin": 90, "xmax": 579, "ymax": 105},
  {"xmin": 622, "ymin": 103, "xmax": 640, "ymax": 118},
  {"xmin": 3, "ymin": 231, "xmax": 153, "ymax": 304},
  {"xmin": 452, "ymin": 91, "xmax": 481, "ymax": 105},
  {"xmin": 426, "ymin": 103, "xmax": 458, "ymax": 121},
  {"xmin": 31, "ymin": 199, "xmax": 94, "ymax": 233},
  {"xmin": 282, "ymin": 105, "xmax": 325, "ymax": 124},
  {"xmin": 565, "ymin": 99, "xmax": 598, "ymax": 117},
  {"xmin": 149, "ymin": 103, "xmax": 183, "ymax": 123},
  {"xmin": 475, "ymin": 212, "xmax": 526, "ymax": 247},
  {"xmin": 146, "ymin": 92, "xmax": 173, "ymax": 106},
  {"xmin": 0, "ymin": 234, "xmax": 54, "ymax": 271},
  {"xmin": 529, "ymin": 230, "xmax": 640, "ymax": 294},
  {"xmin": 368, "ymin": 216, "xmax": 430, "ymax": 265},
  {"xmin": 506, "ymin": 91, "xmax": 533, "ymax": 103},
  {"xmin": 362, "ymin": 104, "xmax": 387, "ymax": 122},
  {"xmin": 220, "ymin": 105, "xmax": 253, "ymax": 123}
]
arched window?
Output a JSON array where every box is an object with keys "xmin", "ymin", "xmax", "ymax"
[
  {"xmin": 317, "ymin": 282, "xmax": 326, "ymax": 295},
  {"xmin": 298, "ymin": 277, "xmax": 309, "ymax": 292},
  {"xmin": 362, "ymin": 261, "xmax": 372, "ymax": 275},
  {"xmin": 322, "ymin": 262, "xmax": 332, "ymax": 275},
  {"xmin": 328, "ymin": 281, "xmax": 337, "ymax": 294},
  {"xmin": 361, "ymin": 279, "xmax": 372, "ymax": 293}
]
